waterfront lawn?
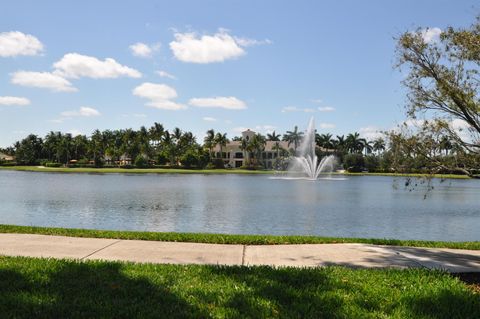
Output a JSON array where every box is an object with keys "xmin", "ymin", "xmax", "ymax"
[
  {"xmin": 1, "ymin": 224, "xmax": 479, "ymax": 250},
  {"xmin": 0, "ymin": 256, "xmax": 478, "ymax": 318},
  {"xmin": 0, "ymin": 165, "xmax": 471, "ymax": 178},
  {"xmin": 0, "ymin": 166, "xmax": 272, "ymax": 175}
]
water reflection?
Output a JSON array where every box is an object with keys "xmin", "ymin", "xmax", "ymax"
[{"xmin": 0, "ymin": 171, "xmax": 479, "ymax": 241}]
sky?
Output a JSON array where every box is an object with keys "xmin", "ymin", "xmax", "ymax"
[{"xmin": 0, "ymin": 0, "xmax": 478, "ymax": 147}]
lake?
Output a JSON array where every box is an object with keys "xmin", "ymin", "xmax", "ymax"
[{"xmin": 0, "ymin": 170, "xmax": 479, "ymax": 241}]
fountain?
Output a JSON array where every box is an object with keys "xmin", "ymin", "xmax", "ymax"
[{"xmin": 287, "ymin": 117, "xmax": 337, "ymax": 180}]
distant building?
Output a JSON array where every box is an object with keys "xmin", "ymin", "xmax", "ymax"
[
  {"xmin": 0, "ymin": 152, "xmax": 15, "ymax": 162},
  {"xmin": 212, "ymin": 129, "xmax": 291, "ymax": 169}
]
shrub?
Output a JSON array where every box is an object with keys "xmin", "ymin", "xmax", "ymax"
[
  {"xmin": 343, "ymin": 153, "xmax": 365, "ymax": 172},
  {"xmin": 211, "ymin": 158, "xmax": 225, "ymax": 169},
  {"xmin": 156, "ymin": 153, "xmax": 168, "ymax": 165},
  {"xmin": 364, "ymin": 155, "xmax": 380, "ymax": 172},
  {"xmin": 180, "ymin": 150, "xmax": 200, "ymax": 168},
  {"xmin": 134, "ymin": 155, "xmax": 148, "ymax": 168}
]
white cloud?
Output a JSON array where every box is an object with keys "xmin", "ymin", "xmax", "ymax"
[
  {"xmin": 256, "ymin": 125, "xmax": 276, "ymax": 134},
  {"xmin": 133, "ymin": 82, "xmax": 177, "ymax": 100},
  {"xmin": 129, "ymin": 42, "xmax": 160, "ymax": 58},
  {"xmin": 281, "ymin": 106, "xmax": 315, "ymax": 113},
  {"xmin": 232, "ymin": 126, "xmax": 249, "ymax": 134},
  {"xmin": 189, "ymin": 97, "xmax": 247, "ymax": 110},
  {"xmin": 203, "ymin": 117, "xmax": 217, "ymax": 122},
  {"xmin": 170, "ymin": 29, "xmax": 245, "ymax": 63},
  {"xmin": 67, "ymin": 129, "xmax": 82, "ymax": 137},
  {"xmin": 0, "ymin": 96, "xmax": 30, "ymax": 106},
  {"xmin": 133, "ymin": 82, "xmax": 186, "ymax": 110},
  {"xmin": 234, "ymin": 37, "xmax": 272, "ymax": 47},
  {"xmin": 420, "ymin": 27, "xmax": 442, "ymax": 43},
  {"xmin": 61, "ymin": 106, "xmax": 101, "ymax": 117},
  {"xmin": 156, "ymin": 70, "xmax": 176, "ymax": 80},
  {"xmin": 359, "ymin": 126, "xmax": 383, "ymax": 140},
  {"xmin": 0, "ymin": 31, "xmax": 44, "ymax": 57},
  {"xmin": 402, "ymin": 119, "xmax": 425, "ymax": 128},
  {"xmin": 232, "ymin": 125, "xmax": 276, "ymax": 135},
  {"xmin": 318, "ymin": 106, "xmax": 335, "ymax": 112},
  {"xmin": 319, "ymin": 123, "xmax": 336, "ymax": 129},
  {"xmin": 311, "ymin": 99, "xmax": 323, "ymax": 104},
  {"xmin": 11, "ymin": 71, "xmax": 77, "ymax": 92},
  {"xmin": 449, "ymin": 119, "xmax": 473, "ymax": 142},
  {"xmin": 53, "ymin": 53, "xmax": 141, "ymax": 79}
]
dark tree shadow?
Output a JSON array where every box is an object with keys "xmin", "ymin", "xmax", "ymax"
[
  {"xmin": 0, "ymin": 258, "xmax": 207, "ymax": 318},
  {"xmin": 203, "ymin": 265, "xmax": 480, "ymax": 319},
  {"xmin": 1, "ymin": 257, "xmax": 479, "ymax": 319}
]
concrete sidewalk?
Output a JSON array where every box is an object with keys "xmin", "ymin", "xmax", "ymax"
[{"xmin": 1, "ymin": 233, "xmax": 479, "ymax": 272}]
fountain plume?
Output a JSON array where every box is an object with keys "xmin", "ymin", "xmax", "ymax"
[{"xmin": 287, "ymin": 117, "xmax": 336, "ymax": 179}]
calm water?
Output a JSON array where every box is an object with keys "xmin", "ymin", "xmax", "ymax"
[{"xmin": 0, "ymin": 170, "xmax": 479, "ymax": 241}]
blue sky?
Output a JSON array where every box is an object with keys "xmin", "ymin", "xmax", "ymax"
[{"xmin": 0, "ymin": 0, "xmax": 478, "ymax": 147}]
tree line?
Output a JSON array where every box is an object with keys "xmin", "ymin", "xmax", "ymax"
[{"xmin": 2, "ymin": 121, "xmax": 477, "ymax": 175}]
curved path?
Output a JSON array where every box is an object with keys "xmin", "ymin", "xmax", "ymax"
[{"xmin": 1, "ymin": 233, "xmax": 479, "ymax": 272}]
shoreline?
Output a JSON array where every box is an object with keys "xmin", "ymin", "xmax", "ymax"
[
  {"xmin": 0, "ymin": 166, "xmax": 471, "ymax": 179},
  {"xmin": 1, "ymin": 224, "xmax": 478, "ymax": 250}
]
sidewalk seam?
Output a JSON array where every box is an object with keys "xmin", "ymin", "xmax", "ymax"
[
  {"xmin": 80, "ymin": 239, "xmax": 122, "ymax": 260},
  {"xmin": 241, "ymin": 245, "xmax": 246, "ymax": 266},
  {"xmin": 393, "ymin": 251, "xmax": 429, "ymax": 269}
]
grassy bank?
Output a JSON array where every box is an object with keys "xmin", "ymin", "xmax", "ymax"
[
  {"xmin": 0, "ymin": 165, "xmax": 472, "ymax": 179},
  {"xmin": 0, "ymin": 166, "xmax": 272, "ymax": 175},
  {"xmin": 342, "ymin": 171, "xmax": 471, "ymax": 179},
  {"xmin": 0, "ymin": 256, "xmax": 478, "ymax": 318},
  {"xmin": 2, "ymin": 224, "xmax": 479, "ymax": 250}
]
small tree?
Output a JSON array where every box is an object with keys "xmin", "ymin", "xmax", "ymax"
[{"xmin": 395, "ymin": 17, "xmax": 480, "ymax": 176}]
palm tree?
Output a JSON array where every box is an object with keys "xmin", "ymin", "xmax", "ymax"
[
  {"xmin": 362, "ymin": 140, "xmax": 373, "ymax": 156},
  {"xmin": 249, "ymin": 133, "xmax": 266, "ymax": 166},
  {"xmin": 346, "ymin": 132, "xmax": 363, "ymax": 153},
  {"xmin": 214, "ymin": 132, "xmax": 229, "ymax": 160},
  {"xmin": 266, "ymin": 131, "xmax": 281, "ymax": 141},
  {"xmin": 316, "ymin": 133, "xmax": 334, "ymax": 151},
  {"xmin": 335, "ymin": 135, "xmax": 346, "ymax": 153},
  {"xmin": 283, "ymin": 126, "xmax": 304, "ymax": 152},
  {"xmin": 149, "ymin": 122, "xmax": 164, "ymax": 147},
  {"xmin": 239, "ymin": 137, "xmax": 249, "ymax": 165},
  {"xmin": 204, "ymin": 129, "xmax": 215, "ymax": 158},
  {"xmin": 373, "ymin": 138, "xmax": 386, "ymax": 155},
  {"xmin": 172, "ymin": 127, "xmax": 182, "ymax": 143},
  {"xmin": 439, "ymin": 136, "xmax": 453, "ymax": 156}
]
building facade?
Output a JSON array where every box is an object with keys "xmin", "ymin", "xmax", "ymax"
[{"xmin": 212, "ymin": 129, "xmax": 291, "ymax": 169}]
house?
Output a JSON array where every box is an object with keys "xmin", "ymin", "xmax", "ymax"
[
  {"xmin": 212, "ymin": 129, "xmax": 291, "ymax": 169},
  {"xmin": 0, "ymin": 152, "xmax": 15, "ymax": 162}
]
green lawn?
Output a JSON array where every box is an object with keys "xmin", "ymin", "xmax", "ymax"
[
  {"xmin": 0, "ymin": 256, "xmax": 478, "ymax": 318},
  {"xmin": 0, "ymin": 166, "xmax": 272, "ymax": 175},
  {"xmin": 2, "ymin": 224, "xmax": 479, "ymax": 250},
  {"xmin": 0, "ymin": 165, "xmax": 471, "ymax": 178}
]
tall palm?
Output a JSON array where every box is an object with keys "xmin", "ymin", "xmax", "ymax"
[
  {"xmin": 172, "ymin": 127, "xmax": 182, "ymax": 143},
  {"xmin": 266, "ymin": 131, "xmax": 281, "ymax": 141},
  {"xmin": 439, "ymin": 136, "xmax": 453, "ymax": 156},
  {"xmin": 316, "ymin": 133, "xmax": 334, "ymax": 151},
  {"xmin": 239, "ymin": 137, "xmax": 249, "ymax": 164},
  {"xmin": 346, "ymin": 132, "xmax": 363, "ymax": 154},
  {"xmin": 149, "ymin": 122, "xmax": 164, "ymax": 147},
  {"xmin": 250, "ymin": 133, "xmax": 266, "ymax": 165},
  {"xmin": 214, "ymin": 132, "xmax": 229, "ymax": 159},
  {"xmin": 372, "ymin": 138, "xmax": 386, "ymax": 155},
  {"xmin": 362, "ymin": 139, "xmax": 373, "ymax": 155},
  {"xmin": 283, "ymin": 126, "xmax": 304, "ymax": 152},
  {"xmin": 204, "ymin": 129, "xmax": 215, "ymax": 158},
  {"xmin": 335, "ymin": 135, "xmax": 346, "ymax": 153}
]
